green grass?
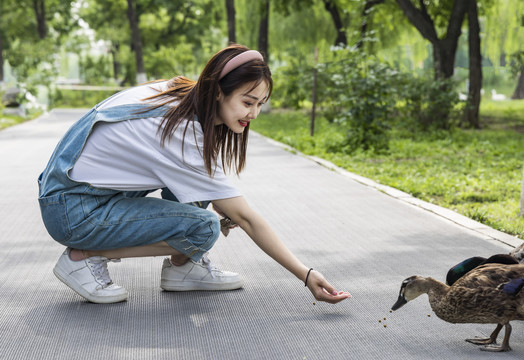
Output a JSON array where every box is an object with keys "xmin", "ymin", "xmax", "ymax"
[
  {"xmin": 252, "ymin": 101, "xmax": 524, "ymax": 239},
  {"xmin": 0, "ymin": 111, "xmax": 41, "ymax": 130},
  {"xmin": 52, "ymin": 89, "xmax": 119, "ymax": 108}
]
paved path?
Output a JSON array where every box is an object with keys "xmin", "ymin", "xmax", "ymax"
[{"xmin": 1, "ymin": 109, "xmax": 523, "ymax": 360}]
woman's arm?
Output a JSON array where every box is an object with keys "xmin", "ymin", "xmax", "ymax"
[{"xmin": 212, "ymin": 196, "xmax": 350, "ymax": 304}]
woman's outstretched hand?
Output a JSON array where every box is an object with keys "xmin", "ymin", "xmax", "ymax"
[{"xmin": 306, "ymin": 270, "xmax": 351, "ymax": 304}]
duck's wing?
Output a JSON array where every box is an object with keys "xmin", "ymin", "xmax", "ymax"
[
  {"xmin": 446, "ymin": 255, "xmax": 519, "ymax": 286},
  {"xmin": 446, "ymin": 256, "xmax": 486, "ymax": 285},
  {"xmin": 454, "ymin": 264, "xmax": 524, "ymax": 290}
]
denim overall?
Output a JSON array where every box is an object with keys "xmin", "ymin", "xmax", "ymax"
[{"xmin": 38, "ymin": 97, "xmax": 219, "ymax": 262}]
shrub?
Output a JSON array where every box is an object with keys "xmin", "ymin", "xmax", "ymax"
[
  {"xmin": 318, "ymin": 52, "xmax": 399, "ymax": 153},
  {"xmin": 51, "ymin": 89, "xmax": 118, "ymax": 108},
  {"xmin": 273, "ymin": 47, "xmax": 462, "ymax": 153},
  {"xmin": 395, "ymin": 74, "xmax": 460, "ymax": 132},
  {"xmin": 272, "ymin": 56, "xmax": 314, "ymax": 109}
]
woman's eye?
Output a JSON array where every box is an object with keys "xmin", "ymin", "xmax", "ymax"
[{"xmin": 244, "ymin": 102, "xmax": 253, "ymax": 107}]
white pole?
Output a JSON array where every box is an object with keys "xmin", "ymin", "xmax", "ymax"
[{"xmin": 136, "ymin": 73, "xmax": 147, "ymax": 85}]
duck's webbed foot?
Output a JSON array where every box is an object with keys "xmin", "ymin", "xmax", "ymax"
[
  {"xmin": 476, "ymin": 324, "xmax": 511, "ymax": 352},
  {"xmin": 466, "ymin": 324, "xmax": 503, "ymax": 346},
  {"xmin": 466, "ymin": 337, "xmax": 496, "ymax": 345},
  {"xmin": 480, "ymin": 343, "xmax": 511, "ymax": 352}
]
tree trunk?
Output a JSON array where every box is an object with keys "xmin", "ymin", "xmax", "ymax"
[
  {"xmin": 465, "ymin": 0, "xmax": 481, "ymax": 129},
  {"xmin": 0, "ymin": 2, "xmax": 6, "ymax": 85},
  {"xmin": 356, "ymin": 0, "xmax": 384, "ymax": 50},
  {"xmin": 0, "ymin": 41, "xmax": 3, "ymax": 85},
  {"xmin": 0, "ymin": 21, "xmax": 3, "ymax": 84},
  {"xmin": 520, "ymin": 164, "xmax": 524, "ymax": 216},
  {"xmin": 322, "ymin": 0, "xmax": 347, "ymax": 47},
  {"xmin": 32, "ymin": 0, "xmax": 47, "ymax": 39},
  {"xmin": 225, "ymin": 0, "xmax": 236, "ymax": 44},
  {"xmin": 395, "ymin": 0, "xmax": 469, "ymax": 128},
  {"xmin": 512, "ymin": 68, "xmax": 524, "ymax": 99},
  {"xmin": 110, "ymin": 43, "xmax": 121, "ymax": 80},
  {"xmin": 126, "ymin": 0, "xmax": 146, "ymax": 84},
  {"xmin": 258, "ymin": 0, "xmax": 269, "ymax": 62},
  {"xmin": 432, "ymin": 40, "xmax": 458, "ymax": 80},
  {"xmin": 310, "ymin": 48, "xmax": 319, "ymax": 136},
  {"xmin": 395, "ymin": 0, "xmax": 468, "ymax": 80}
]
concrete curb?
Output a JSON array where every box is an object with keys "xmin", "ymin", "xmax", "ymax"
[{"xmin": 254, "ymin": 132, "xmax": 522, "ymax": 249}]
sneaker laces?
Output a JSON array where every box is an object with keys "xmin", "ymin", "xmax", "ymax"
[
  {"xmin": 87, "ymin": 257, "xmax": 120, "ymax": 287},
  {"xmin": 200, "ymin": 253, "xmax": 219, "ymax": 278}
]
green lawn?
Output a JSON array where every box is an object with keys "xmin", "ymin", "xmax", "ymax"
[
  {"xmin": 252, "ymin": 100, "xmax": 524, "ymax": 239},
  {"xmin": 0, "ymin": 113, "xmax": 31, "ymax": 130}
]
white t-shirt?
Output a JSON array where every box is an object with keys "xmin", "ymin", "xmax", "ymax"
[{"xmin": 69, "ymin": 81, "xmax": 241, "ymax": 203}]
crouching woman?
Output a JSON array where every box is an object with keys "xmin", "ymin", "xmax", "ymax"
[{"xmin": 38, "ymin": 44, "xmax": 351, "ymax": 304}]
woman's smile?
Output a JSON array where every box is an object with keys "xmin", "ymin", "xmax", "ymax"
[{"xmin": 216, "ymin": 81, "xmax": 269, "ymax": 133}]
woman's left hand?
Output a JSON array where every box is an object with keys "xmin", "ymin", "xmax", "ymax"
[{"xmin": 213, "ymin": 203, "xmax": 239, "ymax": 236}]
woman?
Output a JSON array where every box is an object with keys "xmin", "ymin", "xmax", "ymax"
[{"xmin": 38, "ymin": 44, "xmax": 351, "ymax": 304}]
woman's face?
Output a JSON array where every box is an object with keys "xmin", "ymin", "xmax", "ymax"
[{"xmin": 215, "ymin": 81, "xmax": 269, "ymax": 133}]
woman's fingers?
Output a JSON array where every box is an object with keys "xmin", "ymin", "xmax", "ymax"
[
  {"xmin": 316, "ymin": 289, "xmax": 352, "ymax": 304},
  {"xmin": 308, "ymin": 270, "xmax": 351, "ymax": 304}
]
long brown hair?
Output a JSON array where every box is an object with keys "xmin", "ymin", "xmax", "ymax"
[{"xmin": 145, "ymin": 44, "xmax": 273, "ymax": 176}]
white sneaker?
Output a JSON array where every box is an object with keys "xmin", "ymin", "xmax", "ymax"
[
  {"xmin": 160, "ymin": 253, "xmax": 244, "ymax": 291},
  {"xmin": 53, "ymin": 248, "xmax": 128, "ymax": 303}
]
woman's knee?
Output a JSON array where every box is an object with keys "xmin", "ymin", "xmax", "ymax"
[
  {"xmin": 189, "ymin": 211, "xmax": 220, "ymax": 247},
  {"xmin": 166, "ymin": 211, "xmax": 220, "ymax": 259}
]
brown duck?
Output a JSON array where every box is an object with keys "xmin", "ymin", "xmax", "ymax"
[{"xmin": 392, "ymin": 264, "xmax": 524, "ymax": 352}]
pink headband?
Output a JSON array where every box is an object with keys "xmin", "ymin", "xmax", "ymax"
[{"xmin": 219, "ymin": 50, "xmax": 264, "ymax": 79}]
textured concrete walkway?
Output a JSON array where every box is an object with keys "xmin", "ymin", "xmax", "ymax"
[{"xmin": 0, "ymin": 109, "xmax": 523, "ymax": 360}]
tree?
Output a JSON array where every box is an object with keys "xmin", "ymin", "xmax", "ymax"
[
  {"xmin": 258, "ymin": 0, "xmax": 269, "ymax": 61},
  {"xmin": 225, "ymin": 0, "xmax": 236, "ymax": 43},
  {"xmin": 395, "ymin": 0, "xmax": 468, "ymax": 80},
  {"xmin": 394, "ymin": 0, "xmax": 487, "ymax": 128},
  {"xmin": 26, "ymin": 0, "xmax": 75, "ymax": 41},
  {"xmin": 356, "ymin": 0, "xmax": 384, "ymax": 50},
  {"xmin": 509, "ymin": 52, "xmax": 524, "ymax": 99},
  {"xmin": 465, "ymin": 0, "xmax": 481, "ymax": 128},
  {"xmin": 0, "ymin": 2, "xmax": 4, "ymax": 84},
  {"xmin": 126, "ymin": 0, "xmax": 146, "ymax": 84},
  {"xmin": 483, "ymin": 0, "xmax": 523, "ymax": 99},
  {"xmin": 80, "ymin": 0, "xmax": 130, "ymax": 83},
  {"xmin": 32, "ymin": 0, "xmax": 47, "ymax": 39},
  {"xmin": 321, "ymin": 0, "xmax": 347, "ymax": 46},
  {"xmin": 0, "ymin": 36, "xmax": 3, "ymax": 84},
  {"xmin": 81, "ymin": 0, "xmax": 220, "ymax": 84},
  {"xmin": 274, "ymin": 0, "xmax": 350, "ymax": 48},
  {"xmin": 521, "ymin": 164, "xmax": 524, "ymax": 217},
  {"xmin": 0, "ymin": 0, "xmax": 74, "ymax": 88}
]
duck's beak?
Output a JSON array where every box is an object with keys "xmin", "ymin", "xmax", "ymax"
[{"xmin": 391, "ymin": 295, "xmax": 407, "ymax": 311}]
